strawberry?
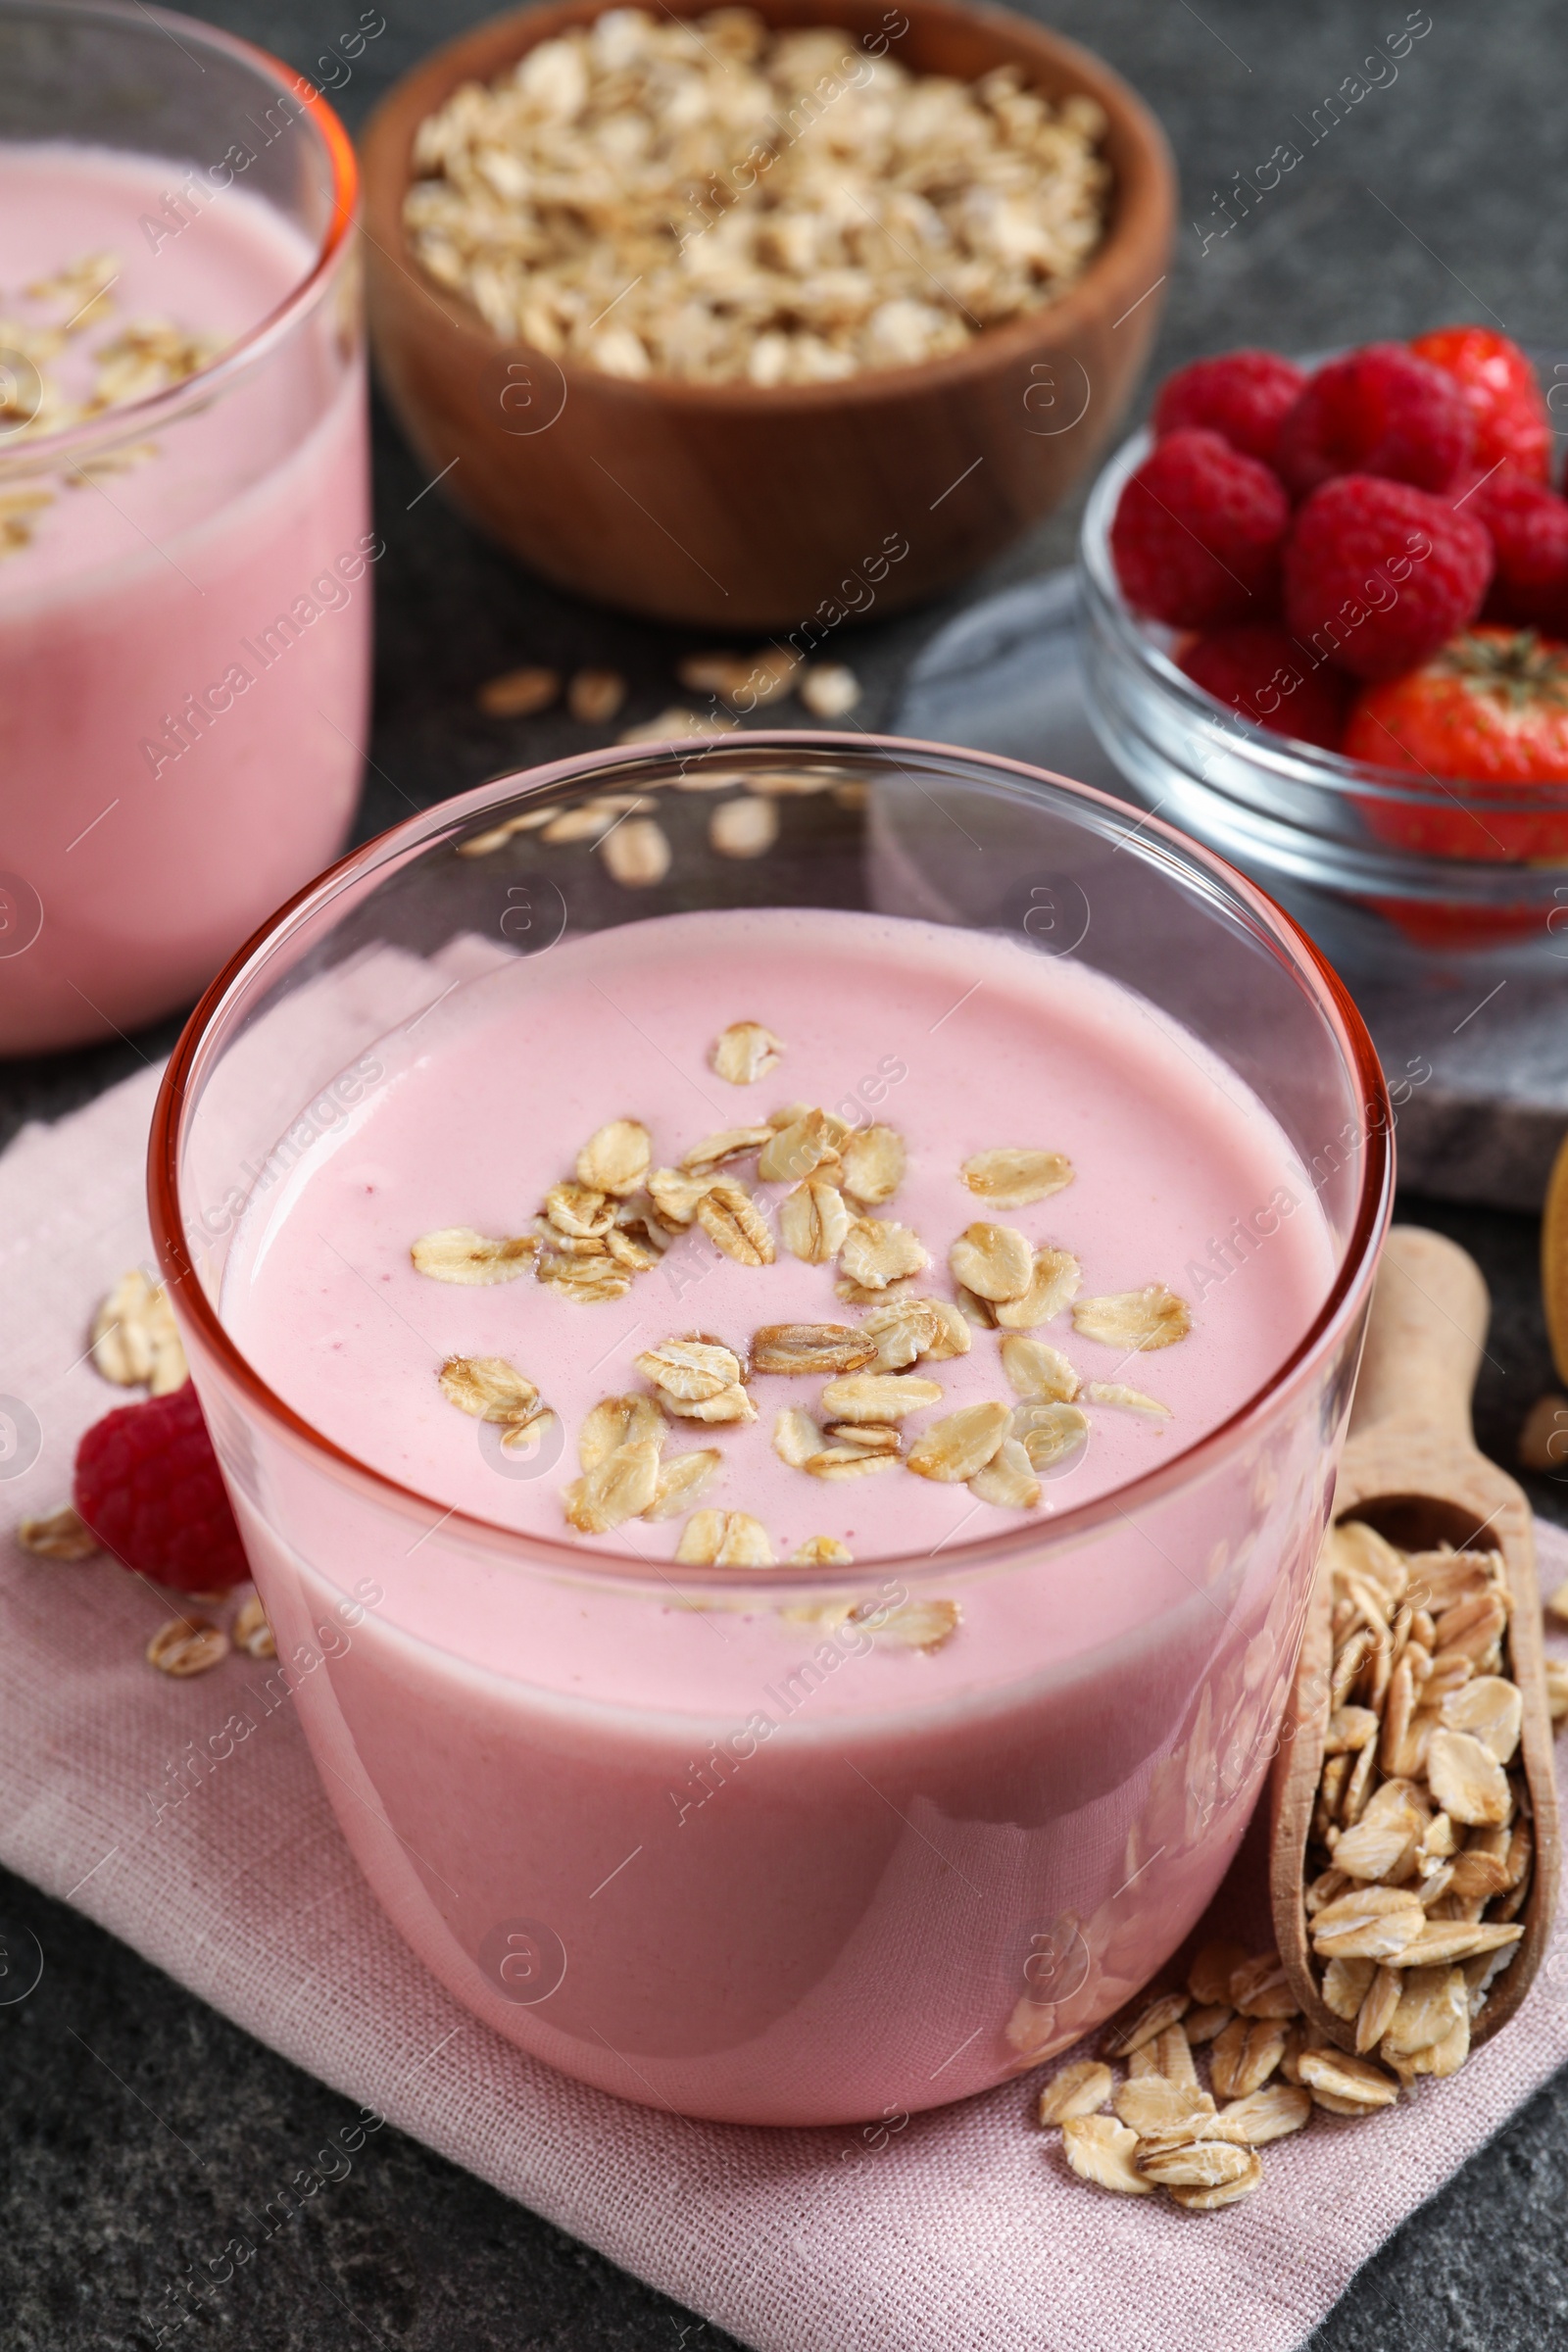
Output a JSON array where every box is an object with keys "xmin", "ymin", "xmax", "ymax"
[
  {"xmin": 1409, "ymin": 326, "xmax": 1553, "ymax": 485},
  {"xmin": 1347, "ymin": 628, "xmax": 1568, "ymax": 953}
]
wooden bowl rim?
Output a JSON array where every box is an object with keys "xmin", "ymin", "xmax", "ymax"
[{"xmin": 359, "ymin": 0, "xmax": 1176, "ymax": 412}]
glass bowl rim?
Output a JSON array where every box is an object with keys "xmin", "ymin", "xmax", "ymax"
[
  {"xmin": 148, "ymin": 728, "xmax": 1394, "ymax": 1592},
  {"xmin": 0, "ymin": 0, "xmax": 359, "ymax": 476},
  {"xmin": 1080, "ymin": 424, "xmax": 1568, "ymax": 817}
]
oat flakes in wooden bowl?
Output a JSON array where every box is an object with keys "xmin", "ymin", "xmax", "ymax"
[{"xmin": 360, "ymin": 0, "xmax": 1174, "ymax": 627}]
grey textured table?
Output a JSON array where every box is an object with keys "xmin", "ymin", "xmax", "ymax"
[{"xmin": 6, "ymin": 4, "xmax": 1568, "ymax": 2345}]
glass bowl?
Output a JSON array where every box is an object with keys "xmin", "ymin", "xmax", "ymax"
[
  {"xmin": 0, "ymin": 0, "xmax": 368, "ymax": 1054},
  {"xmin": 149, "ymin": 733, "xmax": 1392, "ymax": 2126},
  {"xmin": 1079, "ymin": 428, "xmax": 1568, "ymax": 981}
]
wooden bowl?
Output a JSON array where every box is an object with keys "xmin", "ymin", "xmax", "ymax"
[{"xmin": 359, "ymin": 0, "xmax": 1175, "ymax": 629}]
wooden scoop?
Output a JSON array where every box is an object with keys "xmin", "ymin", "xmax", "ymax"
[{"xmin": 1272, "ymin": 1225, "xmax": 1559, "ymax": 2049}]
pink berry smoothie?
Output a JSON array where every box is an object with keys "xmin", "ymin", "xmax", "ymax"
[
  {"xmin": 216, "ymin": 906, "xmax": 1347, "ymax": 2124},
  {"xmin": 0, "ymin": 143, "xmax": 370, "ymax": 1054}
]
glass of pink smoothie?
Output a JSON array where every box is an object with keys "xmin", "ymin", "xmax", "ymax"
[
  {"xmin": 150, "ymin": 737, "xmax": 1392, "ymax": 2126},
  {"xmin": 0, "ymin": 1, "xmax": 371, "ymax": 1054}
]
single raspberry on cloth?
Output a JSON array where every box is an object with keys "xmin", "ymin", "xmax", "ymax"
[
  {"xmin": 1277, "ymin": 344, "xmax": 1475, "ymax": 499},
  {"xmin": 1409, "ymin": 325, "xmax": 1553, "ymax": 483},
  {"xmin": 1109, "ymin": 428, "xmax": 1290, "ymax": 628},
  {"xmin": 74, "ymin": 1379, "xmax": 250, "ymax": 1592},
  {"xmin": 1177, "ymin": 622, "xmax": 1350, "ymax": 750},
  {"xmin": 1464, "ymin": 470, "xmax": 1568, "ymax": 631},
  {"xmin": 1282, "ymin": 475, "xmax": 1492, "ymax": 679},
  {"xmin": 1152, "ymin": 350, "xmax": 1308, "ymax": 469}
]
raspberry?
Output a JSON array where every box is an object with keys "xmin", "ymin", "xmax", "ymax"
[
  {"xmin": 74, "ymin": 1380, "xmax": 250, "ymax": 1593},
  {"xmin": 1177, "ymin": 623, "xmax": 1350, "ymax": 751},
  {"xmin": 1409, "ymin": 325, "xmax": 1552, "ymax": 484},
  {"xmin": 1464, "ymin": 470, "xmax": 1568, "ymax": 632},
  {"xmin": 1276, "ymin": 344, "xmax": 1475, "ymax": 499},
  {"xmin": 1282, "ymin": 476, "xmax": 1493, "ymax": 681},
  {"xmin": 1152, "ymin": 350, "xmax": 1308, "ymax": 469},
  {"xmin": 1109, "ymin": 429, "xmax": 1290, "ymax": 629}
]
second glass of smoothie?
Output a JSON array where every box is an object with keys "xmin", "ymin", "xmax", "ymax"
[{"xmin": 0, "ymin": 1, "xmax": 370, "ymax": 1054}]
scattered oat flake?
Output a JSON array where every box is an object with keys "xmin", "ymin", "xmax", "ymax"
[
  {"xmin": 790, "ymin": 1535, "xmax": 854, "ymax": 1568},
  {"xmin": 838, "ymin": 1125, "xmax": 906, "ymax": 1205},
  {"xmin": 772, "ymin": 1406, "xmax": 823, "ymax": 1468},
  {"xmin": 968, "ymin": 1437, "xmax": 1041, "ymax": 1509},
  {"xmin": 18, "ymin": 1502, "xmax": 99, "ymax": 1560},
  {"xmin": 804, "ymin": 1443, "xmax": 900, "ymax": 1481},
  {"xmin": 710, "ymin": 796, "xmax": 780, "ymax": 859},
  {"xmin": 601, "ymin": 815, "xmax": 671, "ymax": 888},
  {"xmin": 711, "ymin": 1020, "xmax": 784, "ymax": 1086},
  {"xmin": 681, "ymin": 1124, "xmax": 774, "ymax": 1175},
  {"xmin": 995, "ymin": 1246, "xmax": 1082, "ymax": 1331},
  {"xmin": 1164, "ymin": 2154, "xmax": 1264, "ymax": 2208},
  {"xmin": 478, "ymin": 664, "xmax": 559, "ymax": 718},
  {"xmin": 576, "ymin": 1118, "xmax": 652, "ymax": 1196},
  {"xmin": 1060, "ymin": 2114, "xmax": 1152, "ymax": 2195},
  {"xmin": 1105, "ymin": 1988, "xmax": 1191, "ymax": 2056},
  {"xmin": 949, "ymin": 1221, "xmax": 1033, "ymax": 1302},
  {"xmin": 146, "ymin": 1615, "xmax": 229, "ymax": 1677},
  {"xmin": 232, "ymin": 1592, "xmax": 276, "ymax": 1659},
  {"xmin": 1112, "ymin": 2077, "xmax": 1216, "ymax": 2140},
  {"xmin": 1087, "ymin": 1381, "xmax": 1171, "ymax": 1417},
  {"xmin": 779, "ymin": 1178, "xmax": 850, "ymax": 1264},
  {"xmin": 839, "ymin": 1217, "xmax": 929, "ymax": 1291},
  {"xmin": 1001, "ymin": 1337, "xmax": 1080, "ymax": 1402},
  {"xmin": 1229, "ymin": 1953, "xmax": 1298, "ymax": 2020},
  {"xmin": 1297, "ymin": 2047, "xmax": 1400, "ymax": 2109},
  {"xmin": 1210, "ymin": 2082, "xmax": 1311, "ymax": 2145},
  {"xmin": 542, "ymin": 802, "xmax": 618, "ymax": 844},
  {"xmin": 567, "ymin": 667, "xmax": 626, "ymax": 723},
  {"xmin": 758, "ymin": 1108, "xmax": 845, "ymax": 1184},
  {"xmin": 648, "ymin": 1166, "xmax": 716, "ymax": 1225},
  {"xmin": 564, "ymin": 1437, "xmax": 662, "ymax": 1533},
  {"xmin": 675, "ymin": 1508, "xmax": 773, "ymax": 1568},
  {"xmin": 1072, "ymin": 1286, "xmax": 1192, "ymax": 1351},
  {"xmin": 412, "ymin": 1226, "xmax": 538, "ymax": 1284},
  {"xmin": 579, "ymin": 1393, "xmax": 666, "ymax": 1469},
  {"xmin": 752, "ymin": 1323, "xmax": 875, "ymax": 1376},
  {"xmin": 646, "ymin": 1448, "xmax": 721, "ymax": 1520},
  {"xmin": 869, "ymin": 1595, "xmax": 959, "ymax": 1649},
  {"xmin": 1207, "ymin": 2016, "xmax": 1287, "ymax": 2101},
  {"xmin": 906, "ymin": 1399, "xmax": 1010, "ymax": 1483},
  {"xmin": 799, "ymin": 662, "xmax": 861, "ymax": 718},
  {"xmin": 960, "ymin": 1147, "xmax": 1074, "ymax": 1207},
  {"xmin": 1038, "ymin": 2060, "xmax": 1113, "ymax": 2126},
  {"xmin": 635, "ymin": 1338, "xmax": 743, "ymax": 1403},
  {"xmin": 820, "ymin": 1373, "xmax": 941, "ymax": 1424},
  {"xmin": 91, "ymin": 1267, "xmax": 186, "ymax": 1392},
  {"xmin": 696, "ymin": 1177, "xmax": 775, "ymax": 1265},
  {"xmin": 1183, "ymin": 2003, "xmax": 1234, "ymax": 2046},
  {"xmin": 438, "ymin": 1355, "xmax": 540, "ymax": 1423}
]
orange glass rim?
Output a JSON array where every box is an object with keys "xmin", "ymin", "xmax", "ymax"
[
  {"xmin": 0, "ymin": 0, "xmax": 360, "ymax": 471},
  {"xmin": 148, "ymin": 731, "xmax": 1396, "ymax": 1590}
]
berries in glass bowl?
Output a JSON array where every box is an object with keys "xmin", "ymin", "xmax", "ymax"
[{"xmin": 1081, "ymin": 327, "xmax": 1568, "ymax": 965}]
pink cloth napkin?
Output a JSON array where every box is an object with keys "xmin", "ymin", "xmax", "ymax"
[{"xmin": 4, "ymin": 1061, "xmax": 1567, "ymax": 2352}]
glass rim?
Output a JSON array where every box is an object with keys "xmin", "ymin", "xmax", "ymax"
[
  {"xmin": 1081, "ymin": 425, "xmax": 1568, "ymax": 816},
  {"xmin": 0, "ymin": 0, "xmax": 359, "ymax": 474},
  {"xmin": 148, "ymin": 729, "xmax": 1394, "ymax": 1592}
]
